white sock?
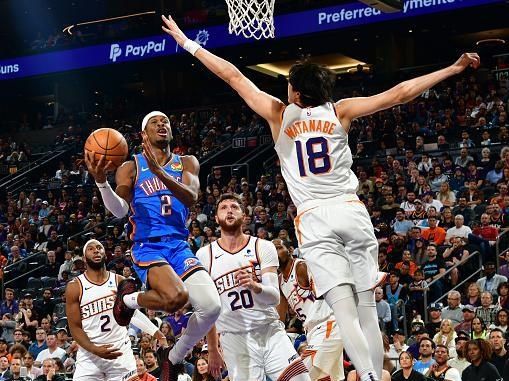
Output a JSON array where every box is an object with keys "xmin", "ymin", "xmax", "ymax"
[
  {"xmin": 323, "ymin": 285, "xmax": 378, "ymax": 381},
  {"xmin": 123, "ymin": 292, "xmax": 141, "ymax": 309},
  {"xmin": 356, "ymin": 290, "xmax": 383, "ymax": 380},
  {"xmin": 168, "ymin": 271, "xmax": 221, "ymax": 364}
]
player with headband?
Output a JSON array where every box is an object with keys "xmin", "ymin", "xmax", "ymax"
[
  {"xmin": 66, "ymin": 239, "xmax": 168, "ymax": 381},
  {"xmin": 84, "ymin": 110, "xmax": 221, "ymax": 381}
]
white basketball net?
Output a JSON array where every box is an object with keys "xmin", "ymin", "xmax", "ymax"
[{"xmin": 225, "ymin": 0, "xmax": 275, "ymax": 40}]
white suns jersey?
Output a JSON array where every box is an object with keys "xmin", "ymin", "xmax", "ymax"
[
  {"xmin": 279, "ymin": 259, "xmax": 333, "ymax": 332},
  {"xmin": 196, "ymin": 236, "xmax": 280, "ymax": 334},
  {"xmin": 76, "ymin": 272, "xmax": 129, "ymax": 346},
  {"xmin": 274, "ymin": 102, "xmax": 358, "ymax": 209}
]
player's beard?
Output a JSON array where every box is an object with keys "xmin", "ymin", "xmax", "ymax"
[
  {"xmin": 85, "ymin": 256, "xmax": 106, "ymax": 270},
  {"xmin": 218, "ymin": 216, "xmax": 243, "ymax": 234}
]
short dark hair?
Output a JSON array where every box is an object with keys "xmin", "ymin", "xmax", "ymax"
[
  {"xmin": 216, "ymin": 193, "xmax": 244, "ymax": 212},
  {"xmin": 419, "ymin": 337, "xmax": 436, "ymax": 349},
  {"xmin": 288, "ymin": 61, "xmax": 336, "ymax": 107},
  {"xmin": 435, "ymin": 344, "xmax": 449, "ymax": 353},
  {"xmin": 144, "ymin": 349, "xmax": 157, "ymax": 358}
]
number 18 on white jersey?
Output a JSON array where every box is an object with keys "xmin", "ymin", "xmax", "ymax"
[{"xmin": 274, "ymin": 102, "xmax": 359, "ymax": 210}]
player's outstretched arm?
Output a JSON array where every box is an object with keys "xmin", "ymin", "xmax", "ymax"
[
  {"xmin": 161, "ymin": 15, "xmax": 285, "ymax": 140},
  {"xmin": 65, "ymin": 280, "xmax": 122, "ymax": 360},
  {"xmin": 335, "ymin": 53, "xmax": 480, "ymax": 132}
]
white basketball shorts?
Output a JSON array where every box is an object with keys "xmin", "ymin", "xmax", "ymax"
[
  {"xmin": 294, "ymin": 194, "xmax": 378, "ymax": 297},
  {"xmin": 303, "ymin": 320, "xmax": 344, "ymax": 381},
  {"xmin": 220, "ymin": 321, "xmax": 308, "ymax": 381},
  {"xmin": 73, "ymin": 339, "xmax": 137, "ymax": 381}
]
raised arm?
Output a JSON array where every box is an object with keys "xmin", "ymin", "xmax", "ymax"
[
  {"xmin": 161, "ymin": 15, "xmax": 285, "ymax": 141},
  {"xmin": 335, "ymin": 53, "xmax": 480, "ymax": 132}
]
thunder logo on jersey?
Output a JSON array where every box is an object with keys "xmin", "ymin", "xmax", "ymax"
[{"xmin": 129, "ymin": 153, "xmax": 189, "ymax": 241}]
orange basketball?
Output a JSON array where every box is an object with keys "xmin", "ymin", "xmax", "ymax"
[{"xmin": 84, "ymin": 128, "xmax": 128, "ymax": 169}]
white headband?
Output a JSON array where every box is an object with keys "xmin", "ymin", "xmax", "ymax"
[
  {"xmin": 141, "ymin": 111, "xmax": 169, "ymax": 131},
  {"xmin": 83, "ymin": 239, "xmax": 103, "ymax": 256}
]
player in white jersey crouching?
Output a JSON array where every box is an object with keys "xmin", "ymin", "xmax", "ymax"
[
  {"xmin": 196, "ymin": 194, "xmax": 310, "ymax": 381},
  {"xmin": 66, "ymin": 239, "xmax": 168, "ymax": 381},
  {"xmin": 276, "ymin": 238, "xmax": 344, "ymax": 381}
]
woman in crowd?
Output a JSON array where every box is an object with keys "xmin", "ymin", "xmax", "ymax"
[
  {"xmin": 111, "ymin": 225, "xmax": 125, "ymax": 243},
  {"xmin": 159, "ymin": 322, "xmax": 173, "ymax": 339},
  {"xmin": 16, "ymin": 307, "xmax": 38, "ymax": 340},
  {"xmin": 496, "ymin": 282, "xmax": 509, "ymax": 309},
  {"xmin": 429, "ymin": 166, "xmax": 449, "ymax": 193},
  {"xmin": 389, "ymin": 351, "xmax": 425, "ymax": 381},
  {"xmin": 470, "ymin": 317, "xmax": 488, "ymax": 340},
  {"xmin": 436, "ymin": 183, "xmax": 456, "ymax": 208},
  {"xmin": 462, "ymin": 339, "xmax": 501, "ymax": 381},
  {"xmin": 192, "ymin": 358, "xmax": 215, "ymax": 381},
  {"xmin": 432, "ymin": 319, "xmax": 457, "ymax": 355},
  {"xmin": 439, "ymin": 207, "xmax": 455, "ymax": 230},
  {"xmin": 138, "ymin": 336, "xmax": 153, "ymax": 360}
]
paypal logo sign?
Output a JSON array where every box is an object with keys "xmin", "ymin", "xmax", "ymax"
[
  {"xmin": 109, "ymin": 39, "xmax": 166, "ymax": 62},
  {"xmin": 109, "ymin": 44, "xmax": 122, "ymax": 62}
]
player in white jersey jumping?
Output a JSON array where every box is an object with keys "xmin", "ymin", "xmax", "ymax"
[
  {"xmin": 196, "ymin": 194, "xmax": 310, "ymax": 381},
  {"xmin": 276, "ymin": 238, "xmax": 344, "ymax": 381},
  {"xmin": 162, "ymin": 14, "xmax": 480, "ymax": 381},
  {"xmin": 66, "ymin": 239, "xmax": 168, "ymax": 381}
]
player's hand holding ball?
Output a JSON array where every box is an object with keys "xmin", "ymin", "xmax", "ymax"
[{"xmin": 84, "ymin": 128, "xmax": 128, "ymax": 183}]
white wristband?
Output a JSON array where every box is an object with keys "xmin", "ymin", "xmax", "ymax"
[
  {"xmin": 131, "ymin": 309, "xmax": 159, "ymax": 336},
  {"xmin": 183, "ymin": 39, "xmax": 201, "ymax": 56},
  {"xmin": 95, "ymin": 181, "xmax": 109, "ymax": 189}
]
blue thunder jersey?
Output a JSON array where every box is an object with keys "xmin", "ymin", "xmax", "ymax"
[{"xmin": 129, "ymin": 153, "xmax": 189, "ymax": 241}]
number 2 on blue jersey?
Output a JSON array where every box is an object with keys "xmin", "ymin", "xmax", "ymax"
[{"xmin": 295, "ymin": 137, "xmax": 331, "ymax": 176}]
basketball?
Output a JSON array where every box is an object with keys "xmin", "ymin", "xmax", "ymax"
[{"xmin": 84, "ymin": 128, "xmax": 128, "ymax": 169}]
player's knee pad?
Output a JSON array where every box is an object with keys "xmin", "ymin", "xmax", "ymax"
[
  {"xmin": 356, "ymin": 290, "xmax": 376, "ymax": 308},
  {"xmin": 184, "ymin": 270, "xmax": 221, "ymax": 320},
  {"xmin": 323, "ymin": 284, "xmax": 355, "ymax": 305}
]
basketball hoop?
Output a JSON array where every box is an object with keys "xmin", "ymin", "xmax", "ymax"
[{"xmin": 225, "ymin": 0, "xmax": 275, "ymax": 40}]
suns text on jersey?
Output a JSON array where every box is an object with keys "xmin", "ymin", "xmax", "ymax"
[
  {"xmin": 81, "ymin": 294, "xmax": 115, "ymax": 319},
  {"xmin": 284, "ymin": 119, "xmax": 336, "ymax": 139},
  {"xmin": 214, "ymin": 264, "xmax": 262, "ymax": 295},
  {"xmin": 139, "ymin": 175, "xmax": 182, "ymax": 196}
]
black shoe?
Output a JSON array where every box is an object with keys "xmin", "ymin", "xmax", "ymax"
[
  {"xmin": 113, "ymin": 278, "xmax": 137, "ymax": 326},
  {"xmin": 160, "ymin": 347, "xmax": 179, "ymax": 381}
]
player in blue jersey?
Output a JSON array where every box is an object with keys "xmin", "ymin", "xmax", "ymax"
[{"xmin": 84, "ymin": 111, "xmax": 221, "ymax": 381}]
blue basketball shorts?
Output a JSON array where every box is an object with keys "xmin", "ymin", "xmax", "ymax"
[{"xmin": 130, "ymin": 237, "xmax": 204, "ymax": 285}]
